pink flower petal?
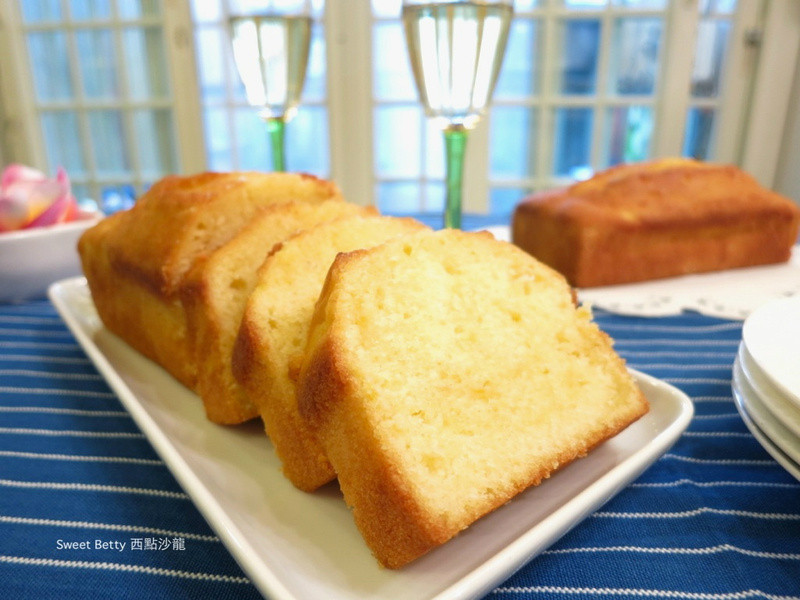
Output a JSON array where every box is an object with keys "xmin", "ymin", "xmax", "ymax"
[{"xmin": 1, "ymin": 163, "xmax": 46, "ymax": 190}]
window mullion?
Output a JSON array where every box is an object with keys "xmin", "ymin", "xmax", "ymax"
[
  {"xmin": 535, "ymin": 2, "xmax": 559, "ymax": 190},
  {"xmin": 0, "ymin": 2, "xmax": 43, "ymax": 167},
  {"xmin": 326, "ymin": 2, "xmax": 373, "ymax": 206},
  {"xmin": 713, "ymin": 0, "xmax": 762, "ymax": 164},
  {"xmin": 652, "ymin": 0, "xmax": 699, "ymax": 157},
  {"xmin": 592, "ymin": 6, "xmax": 615, "ymax": 170},
  {"xmin": 739, "ymin": 0, "xmax": 800, "ymax": 187},
  {"xmin": 62, "ymin": 6, "xmax": 99, "ymax": 196},
  {"xmin": 162, "ymin": 0, "xmax": 205, "ymax": 174}
]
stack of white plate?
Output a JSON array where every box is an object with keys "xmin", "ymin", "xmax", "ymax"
[{"xmin": 733, "ymin": 295, "xmax": 800, "ymax": 481}]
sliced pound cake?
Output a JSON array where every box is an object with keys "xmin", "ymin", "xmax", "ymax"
[
  {"xmin": 79, "ymin": 171, "xmax": 343, "ymax": 388},
  {"xmin": 180, "ymin": 200, "xmax": 374, "ymax": 425},
  {"xmin": 296, "ymin": 228, "xmax": 649, "ymax": 568},
  {"xmin": 232, "ymin": 215, "xmax": 429, "ymax": 491}
]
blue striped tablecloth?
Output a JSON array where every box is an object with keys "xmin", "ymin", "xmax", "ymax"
[{"xmin": 1, "ymin": 295, "xmax": 799, "ymax": 599}]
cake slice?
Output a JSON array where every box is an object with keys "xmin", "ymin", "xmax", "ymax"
[
  {"xmin": 180, "ymin": 199, "xmax": 374, "ymax": 425},
  {"xmin": 232, "ymin": 215, "xmax": 429, "ymax": 490},
  {"xmin": 296, "ymin": 228, "xmax": 649, "ymax": 568},
  {"xmin": 79, "ymin": 171, "xmax": 342, "ymax": 388}
]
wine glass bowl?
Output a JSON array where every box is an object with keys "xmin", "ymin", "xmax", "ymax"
[
  {"xmin": 229, "ymin": 1, "xmax": 312, "ymax": 172},
  {"xmin": 402, "ymin": 0, "xmax": 513, "ymax": 228}
]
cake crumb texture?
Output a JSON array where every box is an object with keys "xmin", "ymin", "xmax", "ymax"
[
  {"xmin": 233, "ymin": 214, "xmax": 429, "ymax": 490},
  {"xmin": 297, "ymin": 228, "xmax": 649, "ymax": 568}
]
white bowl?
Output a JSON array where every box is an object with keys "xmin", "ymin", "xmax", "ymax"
[{"xmin": 0, "ymin": 212, "xmax": 102, "ymax": 303}]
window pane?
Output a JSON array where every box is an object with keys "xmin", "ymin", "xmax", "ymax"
[
  {"xmin": 304, "ymin": 23, "xmax": 327, "ymax": 102},
  {"xmin": 495, "ymin": 18, "xmax": 539, "ymax": 99},
  {"xmin": 69, "ymin": 0, "xmax": 111, "ymax": 20},
  {"xmin": 683, "ymin": 107, "xmax": 715, "ymax": 160},
  {"xmin": 118, "ymin": 0, "xmax": 161, "ymax": 19},
  {"xmin": 378, "ymin": 181, "xmax": 421, "ymax": 214},
  {"xmin": 559, "ymin": 19, "xmax": 600, "ymax": 95},
  {"xmin": 611, "ymin": 17, "xmax": 662, "ymax": 95},
  {"xmin": 699, "ymin": 0, "xmax": 737, "ymax": 14},
  {"xmin": 203, "ymin": 107, "xmax": 233, "ymax": 171},
  {"xmin": 21, "ymin": 0, "xmax": 62, "ymax": 22},
  {"xmin": 553, "ymin": 107, "xmax": 592, "ymax": 178},
  {"xmin": 40, "ymin": 111, "xmax": 85, "ymax": 174},
  {"xmin": 27, "ymin": 32, "xmax": 73, "ymax": 101},
  {"xmin": 611, "ymin": 0, "xmax": 666, "ymax": 8},
  {"xmin": 88, "ymin": 110, "xmax": 129, "ymax": 176},
  {"xmin": 563, "ymin": 0, "xmax": 606, "ymax": 11},
  {"xmin": 133, "ymin": 109, "xmax": 177, "ymax": 177},
  {"xmin": 691, "ymin": 19, "xmax": 730, "ymax": 98},
  {"xmin": 373, "ymin": 22, "xmax": 416, "ymax": 101},
  {"xmin": 424, "ymin": 181, "xmax": 445, "ymax": 213},
  {"xmin": 372, "ymin": 0, "xmax": 401, "ymax": 19},
  {"xmin": 604, "ymin": 105, "xmax": 652, "ymax": 166},
  {"xmin": 287, "ymin": 105, "xmax": 329, "ymax": 174},
  {"xmin": 424, "ymin": 117, "xmax": 444, "ymax": 179},
  {"xmin": 375, "ymin": 105, "xmax": 422, "ymax": 178},
  {"xmin": 490, "ymin": 105, "xmax": 536, "ymax": 179},
  {"xmin": 490, "ymin": 186, "xmax": 527, "ymax": 217},
  {"xmin": 234, "ymin": 107, "xmax": 271, "ymax": 170},
  {"xmin": 195, "ymin": 26, "xmax": 228, "ymax": 102},
  {"xmin": 191, "ymin": 0, "xmax": 222, "ymax": 22},
  {"xmin": 123, "ymin": 27, "xmax": 170, "ymax": 100},
  {"xmin": 76, "ymin": 29, "xmax": 119, "ymax": 100}
]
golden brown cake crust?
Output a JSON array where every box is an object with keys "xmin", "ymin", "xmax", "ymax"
[
  {"xmin": 298, "ymin": 229, "xmax": 648, "ymax": 568},
  {"xmin": 107, "ymin": 171, "xmax": 343, "ymax": 297},
  {"xmin": 179, "ymin": 200, "xmax": 373, "ymax": 425},
  {"xmin": 512, "ymin": 159, "xmax": 800, "ymax": 287},
  {"xmin": 78, "ymin": 171, "xmax": 344, "ymax": 390},
  {"xmin": 232, "ymin": 215, "xmax": 429, "ymax": 491}
]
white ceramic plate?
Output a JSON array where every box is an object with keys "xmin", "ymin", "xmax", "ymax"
[
  {"xmin": 732, "ymin": 357, "xmax": 800, "ymax": 482},
  {"xmin": 49, "ymin": 277, "xmax": 694, "ymax": 600},
  {"xmin": 738, "ymin": 344, "xmax": 800, "ymax": 439},
  {"xmin": 0, "ymin": 213, "xmax": 102, "ymax": 303},
  {"xmin": 742, "ymin": 295, "xmax": 800, "ymax": 408}
]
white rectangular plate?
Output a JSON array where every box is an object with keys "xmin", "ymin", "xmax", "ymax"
[{"xmin": 49, "ymin": 277, "xmax": 694, "ymax": 600}]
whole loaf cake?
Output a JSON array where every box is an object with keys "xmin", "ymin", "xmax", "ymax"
[{"xmin": 512, "ymin": 158, "xmax": 800, "ymax": 287}]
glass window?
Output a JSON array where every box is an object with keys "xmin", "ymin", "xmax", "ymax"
[
  {"xmin": 683, "ymin": 2, "xmax": 736, "ymax": 160},
  {"xmin": 611, "ymin": 17, "xmax": 662, "ymax": 95},
  {"xmin": 69, "ymin": 0, "xmax": 112, "ymax": 20},
  {"xmin": 27, "ymin": 32, "xmax": 73, "ymax": 101},
  {"xmin": 76, "ymin": 29, "xmax": 118, "ymax": 100},
  {"xmin": 123, "ymin": 27, "xmax": 170, "ymax": 100},
  {"xmin": 375, "ymin": 105, "xmax": 422, "ymax": 179},
  {"xmin": 604, "ymin": 105, "xmax": 653, "ymax": 166},
  {"xmin": 495, "ymin": 18, "xmax": 539, "ymax": 98},
  {"xmin": 683, "ymin": 107, "xmax": 715, "ymax": 160},
  {"xmin": 21, "ymin": 0, "xmax": 62, "ymax": 22},
  {"xmin": 559, "ymin": 19, "xmax": 600, "ymax": 95},
  {"xmin": 553, "ymin": 107, "xmax": 593, "ymax": 178},
  {"xmin": 88, "ymin": 110, "xmax": 129, "ymax": 176},
  {"xmin": 40, "ymin": 111, "xmax": 84, "ymax": 174},
  {"xmin": 490, "ymin": 106, "xmax": 536, "ymax": 179}
]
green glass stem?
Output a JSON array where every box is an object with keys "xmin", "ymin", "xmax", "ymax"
[
  {"xmin": 443, "ymin": 125, "xmax": 469, "ymax": 229},
  {"xmin": 266, "ymin": 117, "xmax": 287, "ymax": 172}
]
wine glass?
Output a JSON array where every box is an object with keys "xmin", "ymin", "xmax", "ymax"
[
  {"xmin": 229, "ymin": 0, "xmax": 312, "ymax": 172},
  {"xmin": 402, "ymin": 0, "xmax": 513, "ymax": 229}
]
